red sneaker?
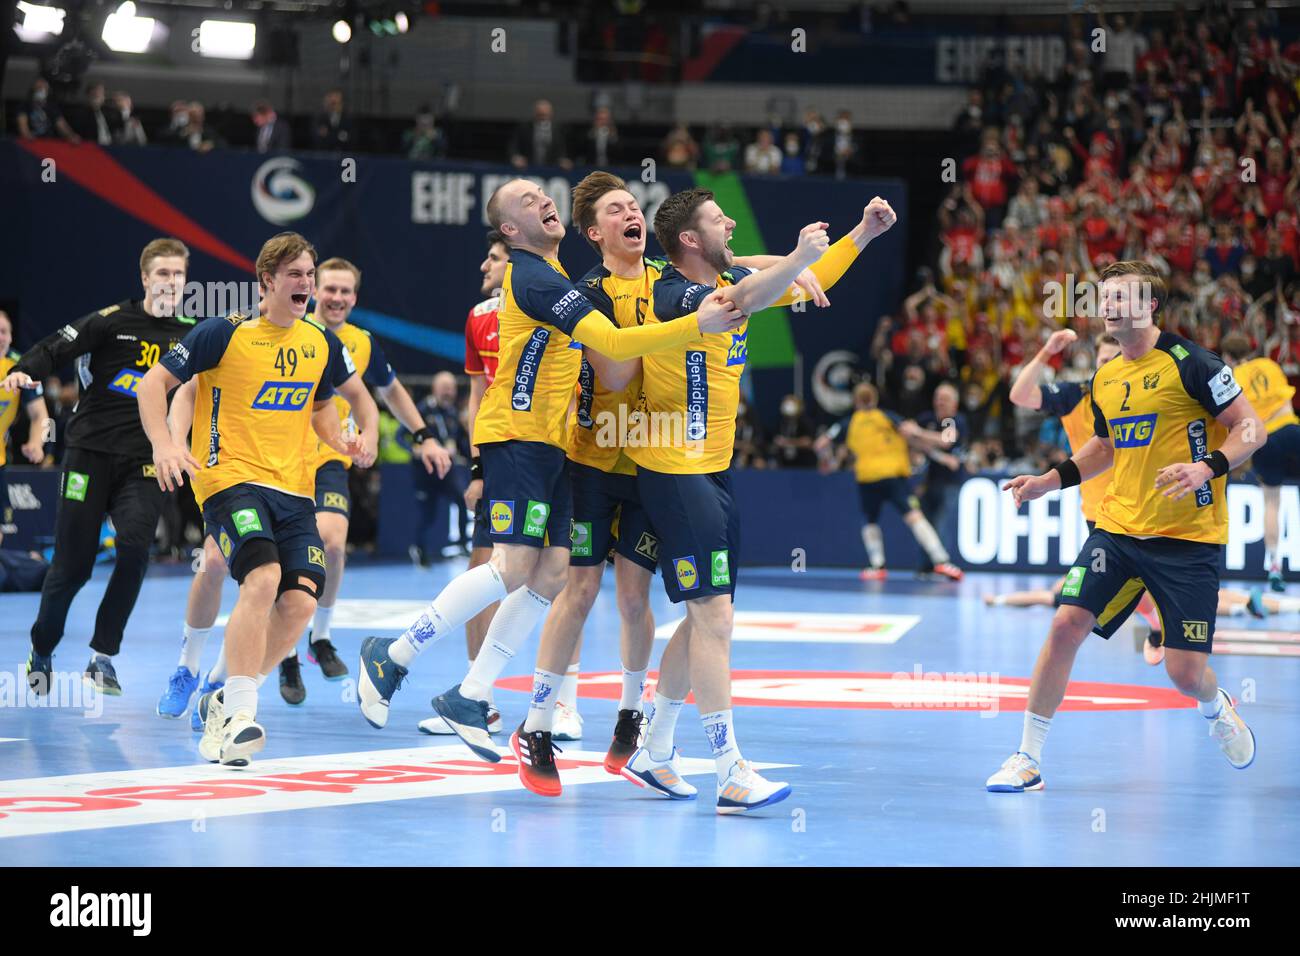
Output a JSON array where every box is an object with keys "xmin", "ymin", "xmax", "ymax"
[
  {"xmin": 933, "ymin": 563, "xmax": 964, "ymax": 581},
  {"xmin": 860, "ymin": 567, "xmax": 888, "ymax": 581},
  {"xmin": 510, "ymin": 723, "xmax": 562, "ymax": 797}
]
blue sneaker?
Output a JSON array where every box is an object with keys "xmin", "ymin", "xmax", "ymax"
[
  {"xmin": 157, "ymin": 666, "xmax": 201, "ymax": 718},
  {"xmin": 191, "ymin": 676, "xmax": 224, "ymax": 732},
  {"xmin": 1268, "ymin": 569, "xmax": 1286, "ymax": 593},
  {"xmin": 358, "ymin": 636, "xmax": 408, "ymax": 729},
  {"xmin": 25, "ymin": 649, "xmax": 53, "ymax": 696},
  {"xmin": 1247, "ymin": 587, "xmax": 1268, "ymax": 619},
  {"xmin": 84, "ymin": 656, "xmax": 121, "ymax": 696},
  {"xmin": 431, "ymin": 684, "xmax": 501, "ymax": 762}
]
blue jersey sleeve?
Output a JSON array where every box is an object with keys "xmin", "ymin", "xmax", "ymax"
[
  {"xmin": 1038, "ymin": 381, "xmax": 1084, "ymax": 418},
  {"xmin": 1177, "ymin": 341, "xmax": 1243, "ymax": 417},
  {"xmin": 514, "ymin": 259, "xmax": 593, "ymax": 337},
  {"xmin": 362, "ymin": 333, "xmax": 396, "ymax": 389},
  {"xmin": 1091, "ymin": 373, "xmax": 1109, "ymax": 439},
  {"xmin": 318, "ymin": 328, "xmax": 357, "ymax": 401},
  {"xmin": 161, "ymin": 316, "xmax": 238, "ymax": 383},
  {"xmin": 653, "ymin": 272, "xmax": 716, "ymax": 321}
]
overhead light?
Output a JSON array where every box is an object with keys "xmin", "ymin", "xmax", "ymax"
[
  {"xmin": 102, "ymin": 2, "xmax": 156, "ymax": 54},
  {"xmin": 16, "ymin": 2, "xmax": 66, "ymax": 41},
  {"xmin": 395, "ymin": 12, "xmax": 409, "ymax": 33},
  {"xmin": 197, "ymin": 20, "xmax": 256, "ymax": 59},
  {"xmin": 331, "ymin": 19, "xmax": 351, "ymax": 43}
]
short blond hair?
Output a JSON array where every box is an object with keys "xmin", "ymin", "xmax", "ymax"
[
  {"xmin": 139, "ymin": 238, "xmax": 189, "ymax": 275},
  {"xmin": 255, "ymin": 232, "xmax": 317, "ymax": 291},
  {"xmin": 1099, "ymin": 260, "xmax": 1166, "ymax": 316},
  {"xmin": 318, "ymin": 256, "xmax": 361, "ymax": 292}
]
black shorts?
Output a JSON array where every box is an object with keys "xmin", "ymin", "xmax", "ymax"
[
  {"xmin": 569, "ymin": 461, "xmax": 659, "ymax": 572},
  {"xmin": 203, "ymin": 483, "xmax": 325, "ymax": 583},
  {"xmin": 857, "ymin": 477, "xmax": 919, "ymax": 524},
  {"xmin": 314, "ymin": 460, "xmax": 351, "ymax": 516},
  {"xmin": 479, "ymin": 440, "xmax": 573, "ymax": 548},
  {"xmin": 1251, "ymin": 422, "xmax": 1300, "ymax": 486},
  {"xmin": 1058, "ymin": 528, "xmax": 1219, "ymax": 652},
  {"xmin": 636, "ymin": 466, "xmax": 738, "ymax": 604}
]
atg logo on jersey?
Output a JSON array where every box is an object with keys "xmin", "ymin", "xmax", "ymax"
[
  {"xmin": 674, "ymin": 555, "xmax": 699, "ymax": 591},
  {"xmin": 107, "ymin": 368, "xmax": 143, "ymax": 397},
  {"xmin": 252, "ymin": 381, "xmax": 314, "ymax": 411},
  {"xmin": 726, "ymin": 331, "xmax": 748, "ymax": 367},
  {"xmin": 512, "ymin": 328, "xmax": 551, "ymax": 412},
  {"xmin": 1110, "ymin": 412, "xmax": 1157, "ymax": 448}
]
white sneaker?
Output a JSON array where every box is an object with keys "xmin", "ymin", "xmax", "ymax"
[
  {"xmin": 220, "ymin": 710, "xmax": 265, "ymax": 767},
  {"xmin": 620, "ymin": 746, "xmax": 697, "ymax": 799},
  {"xmin": 1208, "ymin": 689, "xmax": 1256, "ymax": 770},
  {"xmin": 715, "ymin": 759, "xmax": 791, "ymax": 814},
  {"xmin": 552, "ymin": 700, "xmax": 583, "ymax": 741},
  {"xmin": 985, "ymin": 751, "xmax": 1044, "ymax": 792},
  {"xmin": 197, "ymin": 690, "xmax": 225, "ymax": 763},
  {"xmin": 419, "ymin": 707, "xmax": 502, "ymax": 736}
]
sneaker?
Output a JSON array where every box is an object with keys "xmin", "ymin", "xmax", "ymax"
[
  {"xmin": 1268, "ymin": 569, "xmax": 1285, "ymax": 593},
  {"xmin": 1208, "ymin": 689, "xmax": 1256, "ymax": 770},
  {"xmin": 620, "ymin": 746, "xmax": 697, "ymax": 800},
  {"xmin": 25, "ymin": 649, "xmax": 53, "ymax": 697},
  {"xmin": 509, "ymin": 722, "xmax": 562, "ymax": 797},
  {"xmin": 157, "ymin": 666, "xmax": 200, "ymax": 718},
  {"xmin": 604, "ymin": 708, "xmax": 644, "ymax": 774},
  {"xmin": 1143, "ymin": 633, "xmax": 1165, "ymax": 666},
  {"xmin": 552, "ymin": 700, "xmax": 583, "ymax": 741},
  {"xmin": 219, "ymin": 710, "xmax": 266, "ymax": 767},
  {"xmin": 1247, "ymin": 587, "xmax": 1268, "ymax": 620},
  {"xmin": 357, "ymin": 636, "xmax": 408, "ymax": 729},
  {"xmin": 85, "ymin": 657, "xmax": 122, "ymax": 696},
  {"xmin": 431, "ymin": 684, "xmax": 500, "ymax": 762},
  {"xmin": 197, "ymin": 690, "xmax": 226, "ymax": 763},
  {"xmin": 985, "ymin": 752, "xmax": 1044, "ymax": 792},
  {"xmin": 307, "ymin": 636, "xmax": 348, "ymax": 680},
  {"xmin": 279, "ymin": 655, "xmax": 306, "ymax": 706},
  {"xmin": 191, "ymin": 677, "xmax": 224, "ymax": 732},
  {"xmin": 715, "ymin": 759, "xmax": 792, "ymax": 814},
  {"xmin": 418, "ymin": 707, "xmax": 501, "ymax": 736},
  {"xmin": 859, "ymin": 567, "xmax": 888, "ymax": 581},
  {"xmin": 932, "ymin": 562, "xmax": 964, "ymax": 582}
]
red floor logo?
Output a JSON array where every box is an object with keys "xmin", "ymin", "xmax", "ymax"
[{"xmin": 497, "ymin": 671, "xmax": 1196, "ymax": 712}]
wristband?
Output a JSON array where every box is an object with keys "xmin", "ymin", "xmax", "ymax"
[
  {"xmin": 470, "ymin": 457, "xmax": 483, "ymax": 481},
  {"xmin": 1052, "ymin": 459, "xmax": 1081, "ymax": 489},
  {"xmin": 410, "ymin": 428, "xmax": 430, "ymax": 444},
  {"xmin": 1205, "ymin": 450, "xmax": 1230, "ymax": 478}
]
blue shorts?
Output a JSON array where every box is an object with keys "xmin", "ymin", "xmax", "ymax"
[
  {"xmin": 1251, "ymin": 422, "xmax": 1300, "ymax": 486},
  {"xmin": 471, "ymin": 497, "xmax": 493, "ymax": 550},
  {"xmin": 203, "ymin": 483, "xmax": 325, "ymax": 584},
  {"xmin": 0, "ymin": 465, "xmax": 8, "ymax": 526},
  {"xmin": 569, "ymin": 461, "xmax": 658, "ymax": 572},
  {"xmin": 636, "ymin": 466, "xmax": 738, "ymax": 604},
  {"xmin": 1058, "ymin": 528, "xmax": 1219, "ymax": 652},
  {"xmin": 857, "ymin": 477, "xmax": 919, "ymax": 524},
  {"xmin": 479, "ymin": 440, "xmax": 573, "ymax": 548},
  {"xmin": 314, "ymin": 460, "xmax": 351, "ymax": 516}
]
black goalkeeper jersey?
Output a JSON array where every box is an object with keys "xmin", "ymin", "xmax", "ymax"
[{"xmin": 13, "ymin": 300, "xmax": 196, "ymax": 462}]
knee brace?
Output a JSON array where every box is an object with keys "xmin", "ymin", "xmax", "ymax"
[
  {"xmin": 278, "ymin": 568, "xmax": 325, "ymax": 601},
  {"xmin": 230, "ymin": 539, "xmax": 280, "ymax": 585}
]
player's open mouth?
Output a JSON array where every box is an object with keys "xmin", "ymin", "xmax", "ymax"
[
  {"xmin": 291, "ymin": 294, "xmax": 309, "ymax": 306},
  {"xmin": 623, "ymin": 224, "xmax": 642, "ymax": 240},
  {"xmin": 542, "ymin": 211, "xmax": 559, "ymax": 226}
]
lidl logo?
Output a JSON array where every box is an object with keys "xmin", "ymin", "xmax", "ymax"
[
  {"xmin": 107, "ymin": 368, "xmax": 143, "ymax": 397},
  {"xmin": 523, "ymin": 500, "xmax": 550, "ymax": 538},
  {"xmin": 1061, "ymin": 566, "xmax": 1086, "ymax": 597},
  {"xmin": 1110, "ymin": 413, "xmax": 1157, "ymax": 448},
  {"xmin": 252, "ymin": 381, "xmax": 314, "ymax": 411},
  {"xmin": 218, "ymin": 531, "xmax": 233, "ymax": 558},
  {"xmin": 674, "ymin": 555, "xmax": 699, "ymax": 591},
  {"xmin": 725, "ymin": 331, "xmax": 748, "ymax": 367},
  {"xmin": 308, "ymin": 546, "xmax": 326, "ymax": 568},
  {"xmin": 711, "ymin": 550, "xmax": 731, "ymax": 587},
  {"xmin": 571, "ymin": 520, "xmax": 592, "ymax": 557},
  {"xmin": 489, "ymin": 500, "xmax": 515, "ymax": 534},
  {"xmin": 323, "ymin": 492, "xmax": 349, "ymax": 512},
  {"xmin": 64, "ymin": 471, "xmax": 89, "ymax": 502},
  {"xmin": 232, "ymin": 508, "xmax": 263, "ymax": 536}
]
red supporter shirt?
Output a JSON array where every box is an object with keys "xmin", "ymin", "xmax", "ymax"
[
  {"xmin": 963, "ymin": 155, "xmax": 1018, "ymax": 208},
  {"xmin": 463, "ymin": 293, "xmax": 502, "ymax": 385},
  {"xmin": 1260, "ymin": 170, "xmax": 1288, "ymax": 218}
]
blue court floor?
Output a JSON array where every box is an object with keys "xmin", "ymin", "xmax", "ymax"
[{"xmin": 1, "ymin": 559, "xmax": 1296, "ymax": 866}]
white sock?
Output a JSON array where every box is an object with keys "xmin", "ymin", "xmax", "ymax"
[
  {"xmin": 467, "ymin": 655, "xmax": 495, "ymax": 706},
  {"xmin": 93, "ymin": 651, "xmax": 112, "ymax": 663},
  {"xmin": 207, "ymin": 642, "xmax": 228, "ymax": 683},
  {"xmin": 523, "ymin": 667, "xmax": 564, "ymax": 732},
  {"xmin": 1223, "ymin": 602, "xmax": 1245, "ymax": 617},
  {"xmin": 284, "ymin": 647, "xmax": 298, "ymax": 660},
  {"xmin": 619, "ymin": 667, "xmax": 647, "ymax": 711},
  {"xmin": 911, "ymin": 517, "xmax": 950, "ymax": 565},
  {"xmin": 558, "ymin": 662, "xmax": 580, "ymax": 709},
  {"xmin": 224, "ymin": 675, "xmax": 258, "ymax": 719},
  {"xmin": 1198, "ymin": 689, "xmax": 1225, "ymax": 719},
  {"xmin": 255, "ymin": 672, "xmax": 268, "ymax": 688},
  {"xmin": 391, "ymin": 563, "xmax": 507, "ymax": 667},
  {"xmin": 701, "ymin": 709, "xmax": 741, "ymax": 780},
  {"xmin": 310, "ymin": 604, "xmax": 334, "ymax": 644},
  {"xmin": 179, "ymin": 624, "xmax": 211, "ymax": 676},
  {"xmin": 861, "ymin": 524, "xmax": 885, "ymax": 568},
  {"xmin": 986, "ymin": 594, "xmax": 1007, "ymax": 606},
  {"xmin": 1019, "ymin": 711, "xmax": 1051, "ymax": 763},
  {"xmin": 460, "ymin": 587, "xmax": 552, "ymax": 702},
  {"xmin": 646, "ymin": 693, "xmax": 684, "ymax": 760},
  {"xmin": 1276, "ymin": 596, "xmax": 1300, "ymax": 613},
  {"xmin": 1264, "ymin": 549, "xmax": 1278, "ymax": 572}
]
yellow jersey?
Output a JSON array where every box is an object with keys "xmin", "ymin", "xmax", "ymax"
[
  {"xmin": 628, "ymin": 264, "xmax": 756, "ymax": 474},
  {"xmin": 1233, "ymin": 357, "xmax": 1298, "ymax": 434},
  {"xmin": 161, "ymin": 314, "xmax": 356, "ymax": 508},
  {"xmin": 828, "ymin": 408, "xmax": 912, "ymax": 483},
  {"xmin": 1091, "ymin": 332, "xmax": 1242, "ymax": 544},
  {"xmin": 1039, "ymin": 378, "xmax": 1109, "ymax": 523},
  {"xmin": 311, "ymin": 321, "xmax": 396, "ymax": 470},
  {"xmin": 1, "ymin": 351, "xmax": 44, "ymax": 467},
  {"xmin": 568, "ymin": 258, "xmax": 663, "ymax": 476}
]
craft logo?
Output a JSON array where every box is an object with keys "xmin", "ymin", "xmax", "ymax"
[
  {"xmin": 252, "ymin": 382, "xmax": 314, "ymax": 411},
  {"xmin": 251, "ymin": 157, "xmax": 315, "ymax": 224},
  {"xmin": 489, "ymin": 500, "xmax": 514, "ymax": 534}
]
